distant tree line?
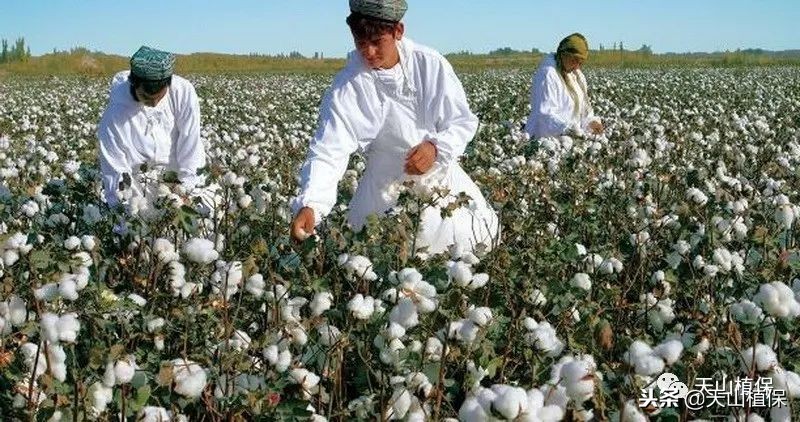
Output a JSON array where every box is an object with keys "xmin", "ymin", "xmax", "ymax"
[{"xmin": 1, "ymin": 37, "xmax": 32, "ymax": 64}]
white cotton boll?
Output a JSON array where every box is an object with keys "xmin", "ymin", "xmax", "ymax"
[
  {"xmin": 775, "ymin": 205, "xmax": 796, "ymax": 230},
  {"xmin": 245, "ymin": 274, "xmax": 265, "ymax": 298},
  {"xmin": 317, "ymin": 324, "xmax": 342, "ymax": 346},
  {"xmin": 462, "ymin": 252, "xmax": 480, "ymax": 265},
  {"xmin": 63, "ymin": 236, "xmax": 81, "ymax": 251},
  {"xmin": 138, "ymin": 407, "xmax": 172, "ymax": 422},
  {"xmin": 753, "ymin": 281, "xmax": 800, "ymax": 319},
  {"xmin": 468, "ymin": 273, "xmax": 490, "ymax": 289},
  {"xmin": 730, "ymin": 300, "xmax": 764, "ymax": 325},
  {"xmin": 8, "ymin": 295, "xmax": 27, "ymax": 326},
  {"xmin": 768, "ymin": 368, "xmax": 800, "ymax": 398},
  {"xmin": 425, "ymin": 337, "xmax": 444, "ymax": 361},
  {"xmin": 348, "ymin": 294, "xmax": 376, "ymax": 320},
  {"xmin": 389, "ymin": 298, "xmax": 419, "ymax": 329},
  {"xmin": 448, "ymin": 261, "xmax": 473, "ymax": 287},
  {"xmin": 146, "ymin": 318, "xmax": 165, "ymax": 333},
  {"xmin": 559, "ymin": 360, "xmax": 596, "ymax": 403},
  {"xmin": 3, "ymin": 249, "xmax": 19, "ymax": 267},
  {"xmin": 686, "ymin": 187, "xmax": 708, "ymax": 206},
  {"xmin": 530, "ymin": 289, "xmax": 547, "ymax": 306},
  {"xmin": 525, "ymin": 321, "xmax": 565, "ymax": 357},
  {"xmin": 458, "ymin": 389, "xmax": 494, "ymax": 422},
  {"xmin": 467, "ymin": 306, "xmax": 493, "ymax": 327},
  {"xmin": 654, "ymin": 339, "xmax": 684, "ymax": 365},
  {"xmin": 40, "ymin": 313, "xmax": 60, "ymax": 343},
  {"xmin": 80, "ymin": 235, "xmax": 96, "ymax": 251},
  {"xmin": 386, "ymin": 388, "xmax": 412, "ymax": 420},
  {"xmin": 154, "ymin": 336, "xmax": 164, "ymax": 351},
  {"xmin": 276, "ymin": 350, "xmax": 292, "ymax": 372},
  {"xmin": 490, "ymin": 385, "xmax": 529, "ymax": 420},
  {"xmin": 290, "ymin": 368, "xmax": 321, "ymax": 392},
  {"xmin": 263, "ymin": 345, "xmax": 279, "ymax": 366},
  {"xmin": 228, "ymin": 330, "xmax": 251, "ymax": 351},
  {"xmin": 741, "ymin": 344, "xmax": 778, "ymax": 372},
  {"xmin": 771, "ymin": 405, "xmax": 791, "ymax": 422},
  {"xmin": 172, "ymin": 359, "xmax": 207, "ymax": 398},
  {"xmin": 575, "ymin": 243, "xmax": 587, "ymax": 256},
  {"xmin": 88, "ymin": 382, "xmax": 114, "ymax": 416},
  {"xmin": 102, "ymin": 361, "xmax": 116, "ymax": 387},
  {"xmin": 182, "ymin": 238, "xmax": 219, "ymax": 264},
  {"xmin": 289, "ymin": 326, "xmax": 308, "ymax": 346},
  {"xmin": 310, "ymin": 292, "xmax": 334, "ymax": 317},
  {"xmin": 570, "ymin": 273, "xmax": 592, "ymax": 291},
  {"xmin": 47, "ymin": 344, "xmax": 67, "ymax": 382},
  {"xmin": 624, "ymin": 340, "xmax": 665, "ymax": 376},
  {"xmin": 343, "ymin": 255, "xmax": 378, "ymax": 281},
  {"xmin": 622, "ymin": 400, "xmax": 647, "ymax": 422},
  {"xmin": 47, "ymin": 410, "xmax": 63, "ymax": 422},
  {"xmin": 58, "ymin": 278, "xmax": 79, "ymax": 301},
  {"xmin": 114, "ymin": 357, "xmax": 136, "ymax": 385},
  {"xmin": 127, "ymin": 293, "xmax": 147, "ymax": 307}
]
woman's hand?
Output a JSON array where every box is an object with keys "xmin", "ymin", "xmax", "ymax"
[{"xmin": 405, "ymin": 140, "xmax": 437, "ymax": 175}]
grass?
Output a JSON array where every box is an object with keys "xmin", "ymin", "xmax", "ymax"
[{"xmin": 1, "ymin": 49, "xmax": 799, "ymax": 79}]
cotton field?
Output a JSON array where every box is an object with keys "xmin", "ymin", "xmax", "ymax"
[{"xmin": 0, "ymin": 67, "xmax": 799, "ymax": 420}]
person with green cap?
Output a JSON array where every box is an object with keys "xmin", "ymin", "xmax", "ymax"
[
  {"xmin": 290, "ymin": 0, "xmax": 499, "ymax": 255},
  {"xmin": 97, "ymin": 46, "xmax": 205, "ymax": 207},
  {"xmin": 525, "ymin": 33, "xmax": 604, "ymax": 139}
]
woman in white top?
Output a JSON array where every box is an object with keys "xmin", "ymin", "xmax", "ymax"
[
  {"xmin": 97, "ymin": 46, "xmax": 205, "ymax": 207},
  {"xmin": 525, "ymin": 33, "xmax": 604, "ymax": 139},
  {"xmin": 290, "ymin": 0, "xmax": 499, "ymax": 255}
]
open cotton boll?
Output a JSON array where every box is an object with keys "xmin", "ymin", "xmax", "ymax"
[
  {"xmin": 114, "ymin": 356, "xmax": 137, "ymax": 385},
  {"xmin": 570, "ymin": 273, "xmax": 592, "ymax": 291},
  {"xmin": 490, "ymin": 384, "xmax": 529, "ymax": 420},
  {"xmin": 87, "ymin": 382, "xmax": 114, "ymax": 417},
  {"xmin": 348, "ymin": 294, "xmax": 376, "ymax": 320},
  {"xmin": 172, "ymin": 359, "xmax": 207, "ymax": 398},
  {"xmin": 146, "ymin": 317, "xmax": 165, "ymax": 333},
  {"xmin": 80, "ymin": 235, "xmax": 96, "ymax": 251},
  {"xmin": 152, "ymin": 238, "xmax": 178, "ymax": 263},
  {"xmin": 389, "ymin": 298, "xmax": 419, "ymax": 329},
  {"xmin": 385, "ymin": 387, "xmax": 412, "ymax": 420},
  {"xmin": 245, "ymin": 273, "xmax": 265, "ymax": 298},
  {"xmin": 290, "ymin": 368, "xmax": 321, "ymax": 393},
  {"xmin": 20, "ymin": 342, "xmax": 48, "ymax": 377},
  {"xmin": 729, "ymin": 299, "xmax": 764, "ymax": 325},
  {"xmin": 524, "ymin": 320, "xmax": 564, "ymax": 357},
  {"xmin": 310, "ymin": 292, "xmax": 334, "ymax": 317},
  {"xmin": 622, "ymin": 400, "xmax": 647, "ymax": 422},
  {"xmin": 530, "ymin": 289, "xmax": 548, "ymax": 307},
  {"xmin": 741, "ymin": 344, "xmax": 778, "ymax": 372},
  {"xmin": 7, "ymin": 295, "xmax": 28, "ymax": 326},
  {"xmin": 63, "ymin": 236, "xmax": 81, "ymax": 251},
  {"xmin": 686, "ymin": 187, "xmax": 709, "ymax": 206},
  {"xmin": 317, "ymin": 324, "xmax": 343, "ymax": 347},
  {"xmin": 448, "ymin": 261, "xmax": 473, "ymax": 287},
  {"xmin": 138, "ymin": 407, "xmax": 172, "ymax": 422},
  {"xmin": 753, "ymin": 281, "xmax": 800, "ymax": 319},
  {"xmin": 458, "ymin": 388, "xmax": 496, "ymax": 422},
  {"xmin": 467, "ymin": 306, "xmax": 493, "ymax": 327},
  {"xmin": 425, "ymin": 337, "xmax": 445, "ymax": 362},
  {"xmin": 654, "ymin": 339, "xmax": 684, "ymax": 365},
  {"xmin": 34, "ymin": 283, "xmax": 61, "ymax": 302},
  {"xmin": 58, "ymin": 278, "xmax": 79, "ymax": 301},
  {"xmin": 624, "ymin": 340, "xmax": 665, "ymax": 376},
  {"xmin": 558, "ymin": 360, "xmax": 596, "ymax": 403},
  {"xmin": 448, "ymin": 319, "xmax": 480, "ymax": 344},
  {"xmin": 342, "ymin": 254, "xmax": 378, "ymax": 281},
  {"xmin": 768, "ymin": 368, "xmax": 800, "ymax": 398},
  {"xmin": 182, "ymin": 238, "xmax": 219, "ymax": 264},
  {"xmin": 40, "ymin": 312, "xmax": 60, "ymax": 343}
]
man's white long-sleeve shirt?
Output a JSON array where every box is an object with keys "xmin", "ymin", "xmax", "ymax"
[
  {"xmin": 97, "ymin": 71, "xmax": 205, "ymax": 206},
  {"xmin": 291, "ymin": 38, "xmax": 479, "ymax": 223}
]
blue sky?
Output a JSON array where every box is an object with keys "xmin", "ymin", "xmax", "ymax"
[{"xmin": 1, "ymin": 0, "xmax": 798, "ymax": 57}]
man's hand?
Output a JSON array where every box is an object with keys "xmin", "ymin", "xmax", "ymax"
[
  {"xmin": 290, "ymin": 207, "xmax": 315, "ymax": 241},
  {"xmin": 588, "ymin": 120, "xmax": 604, "ymax": 135},
  {"xmin": 405, "ymin": 140, "xmax": 437, "ymax": 175}
]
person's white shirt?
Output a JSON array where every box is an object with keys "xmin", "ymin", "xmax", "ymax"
[
  {"xmin": 97, "ymin": 71, "xmax": 205, "ymax": 206},
  {"xmin": 525, "ymin": 54, "xmax": 599, "ymax": 139},
  {"xmin": 291, "ymin": 37, "xmax": 499, "ymax": 254}
]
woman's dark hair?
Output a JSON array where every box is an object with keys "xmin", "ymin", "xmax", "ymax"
[
  {"xmin": 128, "ymin": 72, "xmax": 172, "ymax": 96},
  {"xmin": 346, "ymin": 12, "xmax": 399, "ymax": 40}
]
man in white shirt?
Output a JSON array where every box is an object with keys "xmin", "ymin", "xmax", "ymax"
[
  {"xmin": 525, "ymin": 33, "xmax": 604, "ymax": 139},
  {"xmin": 290, "ymin": 0, "xmax": 499, "ymax": 254},
  {"xmin": 97, "ymin": 46, "xmax": 205, "ymax": 207}
]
